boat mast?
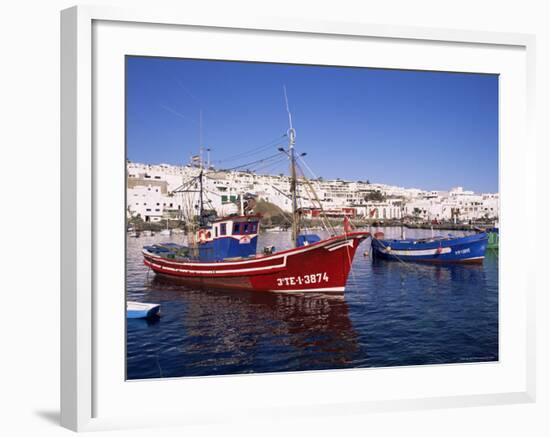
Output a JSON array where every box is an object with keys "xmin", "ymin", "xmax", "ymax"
[
  {"xmin": 198, "ymin": 168, "xmax": 205, "ymax": 227},
  {"xmin": 284, "ymin": 86, "xmax": 300, "ymax": 247},
  {"xmin": 400, "ymin": 201, "xmax": 405, "ymax": 239},
  {"xmin": 198, "ymin": 110, "xmax": 205, "ymax": 228}
]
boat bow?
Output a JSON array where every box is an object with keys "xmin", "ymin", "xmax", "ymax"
[{"xmin": 143, "ymin": 231, "xmax": 369, "ymax": 292}]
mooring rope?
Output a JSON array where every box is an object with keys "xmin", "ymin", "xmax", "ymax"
[
  {"xmin": 342, "ymin": 220, "xmax": 366, "ymax": 293},
  {"xmin": 370, "ymin": 234, "xmax": 450, "ymax": 285}
]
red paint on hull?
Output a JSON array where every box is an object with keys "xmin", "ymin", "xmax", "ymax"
[{"xmin": 143, "ymin": 232, "xmax": 369, "ymax": 292}]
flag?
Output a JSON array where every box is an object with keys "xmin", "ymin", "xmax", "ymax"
[{"xmin": 344, "ymin": 216, "xmax": 352, "ymax": 233}]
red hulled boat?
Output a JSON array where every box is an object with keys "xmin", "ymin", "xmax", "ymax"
[
  {"xmin": 141, "ymin": 90, "xmax": 369, "ymax": 293},
  {"xmin": 143, "ymin": 230, "xmax": 369, "ymax": 292}
]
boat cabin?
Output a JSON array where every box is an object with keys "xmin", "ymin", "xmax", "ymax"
[
  {"xmin": 296, "ymin": 234, "xmax": 321, "ymax": 247},
  {"xmin": 198, "ymin": 215, "xmax": 261, "ymax": 261}
]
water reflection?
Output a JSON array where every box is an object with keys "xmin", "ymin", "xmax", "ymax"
[
  {"xmin": 370, "ymin": 256, "xmax": 487, "ymax": 287},
  {"xmin": 126, "ymin": 227, "xmax": 498, "ymax": 379},
  {"xmin": 127, "ymin": 275, "xmax": 360, "ymax": 379}
]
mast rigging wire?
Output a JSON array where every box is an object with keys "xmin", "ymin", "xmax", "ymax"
[
  {"xmin": 224, "ymin": 152, "xmax": 283, "ymax": 171},
  {"xmin": 213, "ymin": 134, "xmax": 286, "ymax": 164}
]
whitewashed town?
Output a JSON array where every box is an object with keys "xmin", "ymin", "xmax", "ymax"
[{"xmin": 127, "ymin": 159, "xmax": 499, "ymax": 229}]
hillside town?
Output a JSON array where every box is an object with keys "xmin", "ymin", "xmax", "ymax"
[{"xmin": 126, "ymin": 161, "xmax": 499, "ymax": 227}]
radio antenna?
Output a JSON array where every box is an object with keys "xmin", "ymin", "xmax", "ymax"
[{"xmin": 283, "ymin": 85, "xmax": 299, "ymax": 247}]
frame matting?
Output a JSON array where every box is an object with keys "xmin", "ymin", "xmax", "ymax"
[{"xmin": 61, "ymin": 5, "xmax": 536, "ymax": 432}]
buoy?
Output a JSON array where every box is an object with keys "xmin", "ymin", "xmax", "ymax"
[
  {"xmin": 363, "ymin": 251, "xmax": 369, "ymax": 257},
  {"xmin": 198, "ymin": 229, "xmax": 206, "ymax": 242}
]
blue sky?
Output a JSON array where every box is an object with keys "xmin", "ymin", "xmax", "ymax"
[{"xmin": 126, "ymin": 56, "xmax": 498, "ymax": 193}]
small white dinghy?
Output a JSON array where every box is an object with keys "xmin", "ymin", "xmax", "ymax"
[{"xmin": 127, "ymin": 301, "xmax": 161, "ymax": 319}]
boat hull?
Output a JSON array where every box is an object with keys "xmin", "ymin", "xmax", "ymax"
[
  {"xmin": 371, "ymin": 232, "xmax": 488, "ymax": 264},
  {"xmin": 143, "ymin": 232, "xmax": 369, "ymax": 292},
  {"xmin": 126, "ymin": 302, "xmax": 161, "ymax": 319}
]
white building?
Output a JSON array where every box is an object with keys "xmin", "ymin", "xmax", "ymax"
[
  {"xmin": 401, "ymin": 186, "xmax": 499, "ymax": 222},
  {"xmin": 126, "ymin": 162, "xmax": 498, "ymax": 223}
]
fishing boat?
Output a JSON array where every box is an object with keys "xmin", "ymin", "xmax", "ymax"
[
  {"xmin": 371, "ymin": 231, "xmax": 488, "ymax": 264},
  {"xmin": 142, "ymin": 91, "xmax": 369, "ymax": 292},
  {"xmin": 143, "ymin": 226, "xmax": 368, "ymax": 292}
]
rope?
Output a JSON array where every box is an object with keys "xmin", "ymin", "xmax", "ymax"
[
  {"xmin": 372, "ymin": 236, "xmax": 417, "ymax": 269},
  {"xmin": 370, "ymin": 233, "xmax": 449, "ymax": 285},
  {"xmin": 343, "ymin": 231, "xmax": 361, "ymax": 292},
  {"xmin": 213, "ymin": 134, "xmax": 286, "ymax": 164},
  {"xmin": 224, "ymin": 153, "xmax": 282, "ymax": 171},
  {"xmin": 294, "ymin": 161, "xmax": 336, "ymax": 235},
  {"xmin": 251, "ymin": 156, "xmax": 288, "ymax": 173}
]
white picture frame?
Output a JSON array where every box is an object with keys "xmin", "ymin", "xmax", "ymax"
[{"xmin": 60, "ymin": 5, "xmax": 536, "ymax": 432}]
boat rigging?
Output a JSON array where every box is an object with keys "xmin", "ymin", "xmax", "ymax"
[{"xmin": 142, "ymin": 89, "xmax": 371, "ymax": 292}]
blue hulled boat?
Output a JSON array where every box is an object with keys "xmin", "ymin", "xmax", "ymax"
[
  {"xmin": 371, "ymin": 231, "xmax": 488, "ymax": 264},
  {"xmin": 126, "ymin": 301, "xmax": 161, "ymax": 319}
]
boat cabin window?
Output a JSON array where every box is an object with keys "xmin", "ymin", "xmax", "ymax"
[
  {"xmin": 230, "ymin": 221, "xmax": 259, "ymax": 235},
  {"xmin": 214, "ymin": 226, "xmax": 218, "ymax": 238},
  {"xmin": 220, "ymin": 223, "xmax": 226, "ymax": 236},
  {"xmin": 245, "ymin": 222, "xmax": 258, "ymax": 234}
]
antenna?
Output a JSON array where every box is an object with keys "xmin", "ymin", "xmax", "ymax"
[
  {"xmin": 206, "ymin": 148, "xmax": 211, "ymax": 169},
  {"xmin": 199, "ymin": 109, "xmax": 203, "ymax": 169},
  {"xmin": 283, "ymin": 85, "xmax": 296, "ymax": 147},
  {"xmin": 283, "ymin": 85, "xmax": 299, "ymax": 247},
  {"xmin": 199, "ymin": 109, "xmax": 203, "ymax": 147}
]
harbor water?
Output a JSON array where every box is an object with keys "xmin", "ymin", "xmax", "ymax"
[{"xmin": 126, "ymin": 227, "xmax": 498, "ymax": 379}]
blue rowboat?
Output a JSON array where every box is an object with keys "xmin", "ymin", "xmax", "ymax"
[
  {"xmin": 371, "ymin": 232, "xmax": 488, "ymax": 264},
  {"xmin": 127, "ymin": 301, "xmax": 161, "ymax": 319}
]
